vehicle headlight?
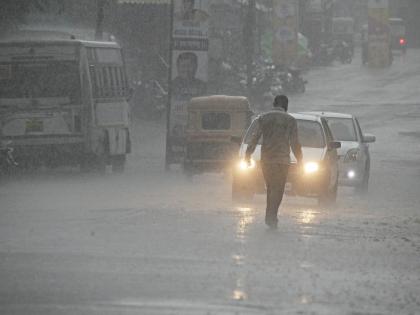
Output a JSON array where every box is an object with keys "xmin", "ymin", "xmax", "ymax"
[
  {"xmin": 344, "ymin": 149, "xmax": 360, "ymax": 162},
  {"xmin": 238, "ymin": 159, "xmax": 256, "ymax": 171},
  {"xmin": 347, "ymin": 170, "xmax": 356, "ymax": 179},
  {"xmin": 304, "ymin": 162, "xmax": 319, "ymax": 174}
]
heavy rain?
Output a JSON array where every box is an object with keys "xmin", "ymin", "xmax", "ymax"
[{"xmin": 0, "ymin": 0, "xmax": 420, "ymax": 314}]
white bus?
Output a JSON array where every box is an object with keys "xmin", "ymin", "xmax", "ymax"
[{"xmin": 0, "ymin": 39, "xmax": 131, "ymax": 172}]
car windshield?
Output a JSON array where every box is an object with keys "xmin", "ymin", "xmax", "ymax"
[
  {"xmin": 0, "ymin": 61, "xmax": 81, "ymax": 102},
  {"xmin": 297, "ymin": 120, "xmax": 325, "ymax": 148},
  {"xmin": 243, "ymin": 118, "xmax": 325, "ymax": 148},
  {"xmin": 325, "ymin": 117, "xmax": 357, "ymax": 141}
]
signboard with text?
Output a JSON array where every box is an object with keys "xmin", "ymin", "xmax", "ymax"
[{"xmin": 168, "ymin": 0, "xmax": 209, "ymax": 164}]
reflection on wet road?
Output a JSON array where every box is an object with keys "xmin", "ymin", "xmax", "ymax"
[
  {"xmin": 230, "ymin": 206, "xmax": 254, "ymax": 301},
  {"xmin": 2, "ymin": 49, "xmax": 420, "ymax": 313}
]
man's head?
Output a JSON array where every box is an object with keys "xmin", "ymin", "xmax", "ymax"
[
  {"xmin": 176, "ymin": 52, "xmax": 198, "ymax": 80},
  {"xmin": 273, "ymin": 95, "xmax": 288, "ymax": 111}
]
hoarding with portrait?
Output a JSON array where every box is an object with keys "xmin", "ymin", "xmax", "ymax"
[{"xmin": 168, "ymin": 0, "xmax": 209, "ymax": 164}]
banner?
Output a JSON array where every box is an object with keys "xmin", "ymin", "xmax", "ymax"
[
  {"xmin": 168, "ymin": 0, "xmax": 209, "ymax": 163},
  {"xmin": 368, "ymin": 0, "xmax": 390, "ymax": 67},
  {"xmin": 272, "ymin": 0, "xmax": 298, "ymax": 67}
]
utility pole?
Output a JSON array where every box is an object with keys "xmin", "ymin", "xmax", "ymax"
[
  {"xmin": 244, "ymin": 0, "xmax": 256, "ymax": 97},
  {"xmin": 165, "ymin": 0, "xmax": 175, "ymax": 170},
  {"xmin": 95, "ymin": 0, "xmax": 106, "ymax": 40}
]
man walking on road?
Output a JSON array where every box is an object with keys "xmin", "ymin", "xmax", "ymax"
[{"xmin": 245, "ymin": 95, "xmax": 303, "ymax": 229}]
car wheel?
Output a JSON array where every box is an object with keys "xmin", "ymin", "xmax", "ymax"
[
  {"xmin": 318, "ymin": 178, "xmax": 338, "ymax": 207},
  {"xmin": 355, "ymin": 162, "xmax": 370, "ymax": 195},
  {"xmin": 80, "ymin": 154, "xmax": 107, "ymax": 173},
  {"xmin": 232, "ymin": 179, "xmax": 254, "ymax": 202}
]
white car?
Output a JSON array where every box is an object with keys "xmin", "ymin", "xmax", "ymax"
[
  {"xmin": 233, "ymin": 113, "xmax": 341, "ymax": 205},
  {"xmin": 302, "ymin": 112, "xmax": 376, "ymax": 193}
]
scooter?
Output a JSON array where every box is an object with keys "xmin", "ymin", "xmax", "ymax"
[
  {"xmin": 336, "ymin": 41, "xmax": 353, "ymax": 64},
  {"xmin": 280, "ymin": 68, "xmax": 307, "ymax": 94},
  {"xmin": 0, "ymin": 141, "xmax": 18, "ymax": 177}
]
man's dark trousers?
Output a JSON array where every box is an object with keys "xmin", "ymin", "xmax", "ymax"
[{"xmin": 261, "ymin": 162, "xmax": 289, "ymax": 226}]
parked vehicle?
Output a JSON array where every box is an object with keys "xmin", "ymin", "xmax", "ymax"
[
  {"xmin": 279, "ymin": 68, "xmax": 307, "ymax": 94},
  {"xmin": 302, "ymin": 112, "xmax": 376, "ymax": 194},
  {"xmin": 132, "ymin": 79, "xmax": 167, "ymax": 120},
  {"xmin": 184, "ymin": 95, "xmax": 253, "ymax": 175},
  {"xmin": 389, "ymin": 18, "xmax": 407, "ymax": 53},
  {"xmin": 0, "ymin": 39, "xmax": 131, "ymax": 172},
  {"xmin": 333, "ymin": 40, "xmax": 353, "ymax": 64},
  {"xmin": 0, "ymin": 141, "xmax": 18, "ymax": 175},
  {"xmin": 332, "ymin": 17, "xmax": 355, "ymax": 56},
  {"xmin": 312, "ymin": 43, "xmax": 335, "ymax": 66},
  {"xmin": 233, "ymin": 113, "xmax": 341, "ymax": 205}
]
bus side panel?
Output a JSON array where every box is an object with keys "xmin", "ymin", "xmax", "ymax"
[
  {"xmin": 84, "ymin": 46, "xmax": 131, "ymax": 158},
  {"xmin": 79, "ymin": 45, "xmax": 96, "ymax": 154},
  {"xmin": 95, "ymin": 100, "xmax": 130, "ymax": 155}
]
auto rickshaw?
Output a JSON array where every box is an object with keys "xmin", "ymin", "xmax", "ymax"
[{"xmin": 184, "ymin": 95, "xmax": 253, "ymax": 175}]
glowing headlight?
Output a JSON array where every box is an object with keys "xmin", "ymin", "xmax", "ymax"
[
  {"xmin": 304, "ymin": 162, "xmax": 319, "ymax": 174},
  {"xmin": 238, "ymin": 159, "xmax": 256, "ymax": 171},
  {"xmin": 347, "ymin": 170, "xmax": 355, "ymax": 179}
]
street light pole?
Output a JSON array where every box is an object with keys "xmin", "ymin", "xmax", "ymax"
[
  {"xmin": 95, "ymin": 0, "xmax": 106, "ymax": 41},
  {"xmin": 245, "ymin": 0, "xmax": 256, "ymax": 98},
  {"xmin": 165, "ymin": 0, "xmax": 175, "ymax": 170}
]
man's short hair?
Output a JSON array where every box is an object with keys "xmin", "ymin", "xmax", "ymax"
[
  {"xmin": 177, "ymin": 52, "xmax": 198, "ymax": 67},
  {"xmin": 176, "ymin": 52, "xmax": 198, "ymax": 75},
  {"xmin": 274, "ymin": 95, "xmax": 288, "ymax": 111}
]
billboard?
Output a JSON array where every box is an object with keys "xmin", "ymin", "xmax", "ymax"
[
  {"xmin": 168, "ymin": 0, "xmax": 209, "ymax": 164},
  {"xmin": 272, "ymin": 0, "xmax": 299, "ymax": 67},
  {"xmin": 368, "ymin": 0, "xmax": 390, "ymax": 67}
]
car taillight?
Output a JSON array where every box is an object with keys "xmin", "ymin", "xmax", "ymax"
[{"xmin": 399, "ymin": 38, "xmax": 406, "ymax": 46}]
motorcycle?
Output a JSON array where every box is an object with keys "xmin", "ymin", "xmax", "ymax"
[
  {"xmin": 334, "ymin": 40, "xmax": 353, "ymax": 64},
  {"xmin": 0, "ymin": 141, "xmax": 18, "ymax": 175},
  {"xmin": 132, "ymin": 79, "xmax": 167, "ymax": 120},
  {"xmin": 312, "ymin": 43, "xmax": 335, "ymax": 66},
  {"xmin": 279, "ymin": 68, "xmax": 307, "ymax": 94}
]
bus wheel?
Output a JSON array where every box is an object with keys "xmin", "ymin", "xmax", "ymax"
[
  {"xmin": 80, "ymin": 154, "xmax": 107, "ymax": 173},
  {"xmin": 111, "ymin": 155, "xmax": 126, "ymax": 173}
]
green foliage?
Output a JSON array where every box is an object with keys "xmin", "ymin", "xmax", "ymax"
[
  {"xmin": 0, "ymin": 0, "xmax": 115, "ymax": 34},
  {"xmin": 0, "ymin": 0, "xmax": 51, "ymax": 31}
]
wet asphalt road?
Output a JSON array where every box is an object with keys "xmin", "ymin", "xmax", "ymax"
[{"xmin": 0, "ymin": 51, "xmax": 420, "ymax": 314}]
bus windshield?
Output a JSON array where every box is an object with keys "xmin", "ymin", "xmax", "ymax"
[{"xmin": 0, "ymin": 61, "xmax": 81, "ymax": 103}]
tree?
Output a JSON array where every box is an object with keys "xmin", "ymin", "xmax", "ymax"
[{"xmin": 0, "ymin": 0, "xmax": 51, "ymax": 34}]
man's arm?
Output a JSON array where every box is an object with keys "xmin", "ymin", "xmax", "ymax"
[
  {"xmin": 245, "ymin": 118, "xmax": 263, "ymax": 162},
  {"xmin": 290, "ymin": 119, "xmax": 303, "ymax": 163}
]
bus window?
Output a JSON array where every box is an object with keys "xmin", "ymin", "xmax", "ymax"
[
  {"xmin": 102, "ymin": 67, "xmax": 110, "ymax": 97},
  {"xmin": 89, "ymin": 65, "xmax": 98, "ymax": 97},
  {"xmin": 114, "ymin": 67, "xmax": 121, "ymax": 96},
  {"xmin": 0, "ymin": 61, "xmax": 81, "ymax": 102}
]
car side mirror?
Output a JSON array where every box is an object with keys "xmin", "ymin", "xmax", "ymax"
[
  {"xmin": 363, "ymin": 134, "xmax": 376, "ymax": 143},
  {"xmin": 328, "ymin": 141, "xmax": 341, "ymax": 150}
]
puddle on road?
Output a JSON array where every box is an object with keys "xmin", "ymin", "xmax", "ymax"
[
  {"xmin": 298, "ymin": 209, "xmax": 319, "ymax": 224},
  {"xmin": 229, "ymin": 206, "xmax": 255, "ymax": 302}
]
